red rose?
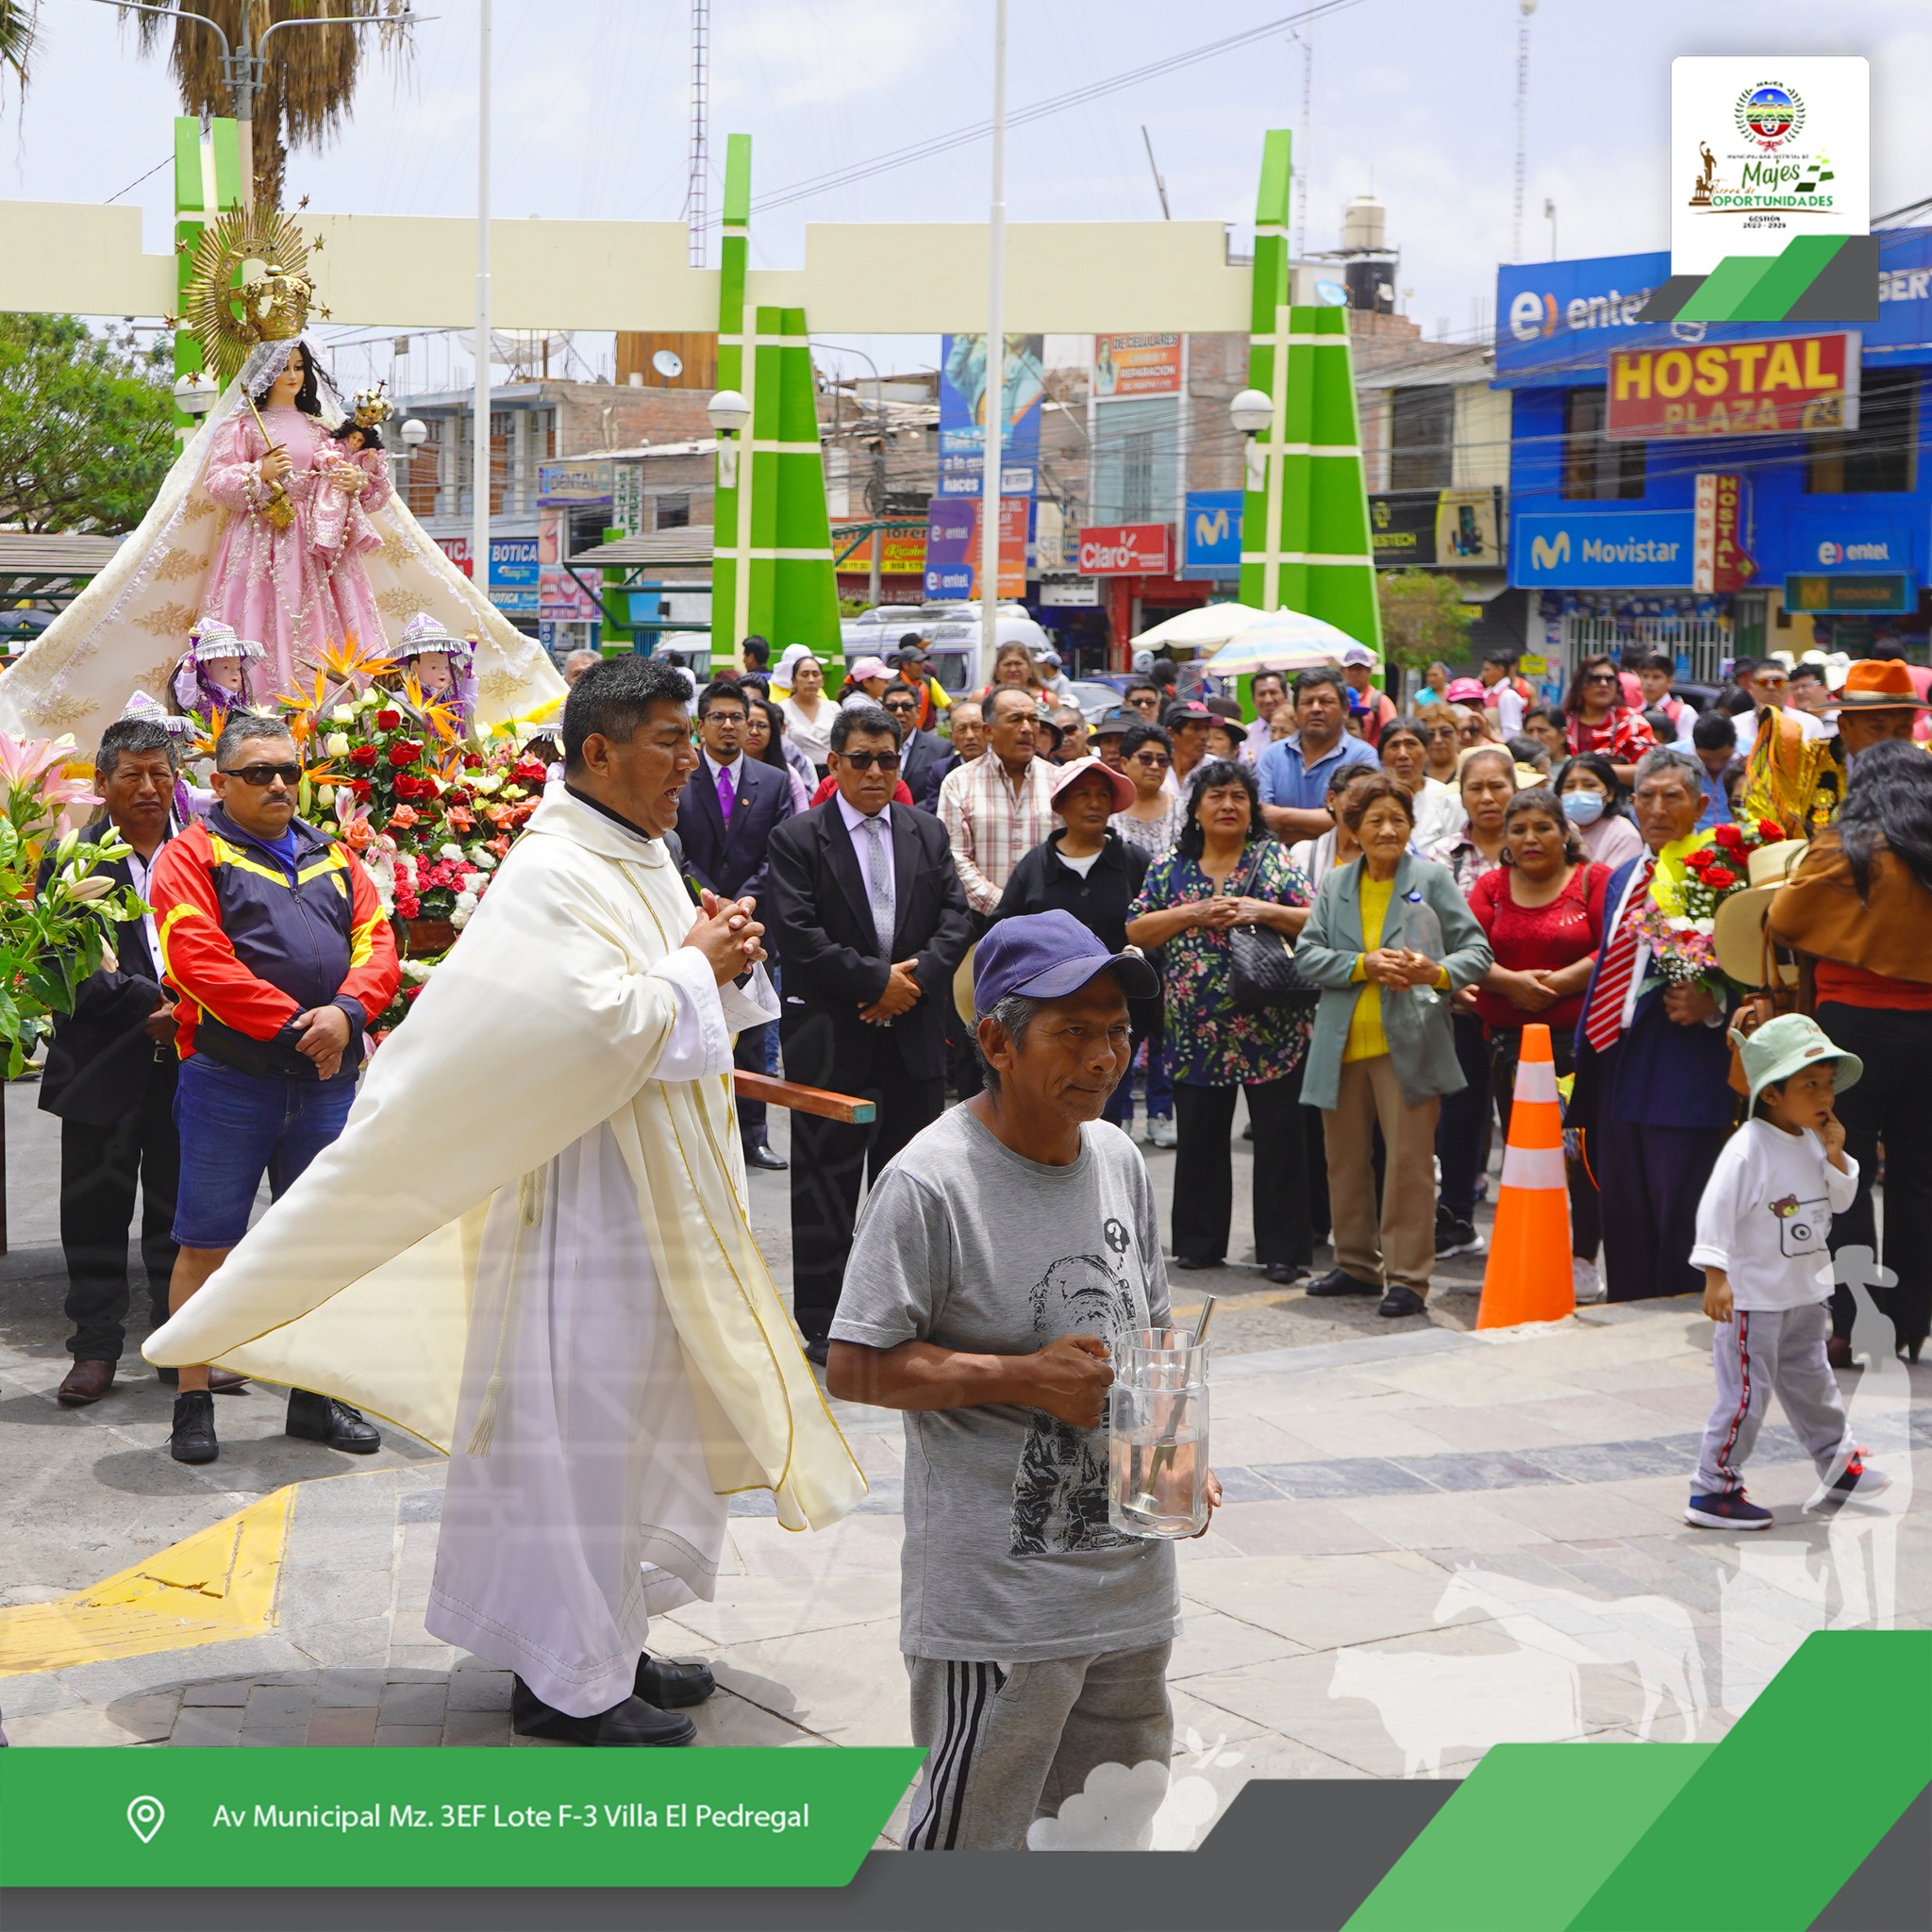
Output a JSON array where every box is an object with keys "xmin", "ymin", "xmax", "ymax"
[
  {"xmin": 351, "ymin": 778, "xmax": 372, "ymax": 802},
  {"xmin": 375, "ymin": 708, "xmax": 402, "ymax": 731},
  {"xmin": 1704, "ymin": 865, "xmax": 1738, "ymax": 891},
  {"xmin": 1685, "ymin": 849, "xmax": 1714, "ymax": 869},
  {"xmin": 389, "ymin": 741, "xmax": 424, "ymax": 767},
  {"xmin": 1757, "ymin": 820, "xmax": 1783, "ymax": 842},
  {"xmin": 348, "ymin": 743, "xmax": 378, "ymax": 769},
  {"xmin": 394, "ymin": 893, "xmax": 421, "ymax": 919}
]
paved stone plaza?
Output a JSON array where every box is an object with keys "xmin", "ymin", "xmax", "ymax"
[{"xmin": 3, "ymin": 1083, "xmax": 1926, "ymax": 1844}]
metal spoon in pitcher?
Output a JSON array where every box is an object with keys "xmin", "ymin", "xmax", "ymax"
[{"xmin": 1128, "ymin": 1295, "xmax": 1216, "ymax": 1520}]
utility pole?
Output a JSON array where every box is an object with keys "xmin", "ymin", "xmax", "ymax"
[
  {"xmin": 688, "ymin": 0, "xmax": 709, "ymax": 269},
  {"xmin": 1512, "ymin": 0, "xmax": 1536, "ymax": 264},
  {"xmin": 979, "ymin": 0, "xmax": 1008, "ymax": 672},
  {"xmin": 474, "ymin": 0, "xmax": 491, "ymax": 612}
]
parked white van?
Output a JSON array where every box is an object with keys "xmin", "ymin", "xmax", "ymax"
[{"xmin": 838, "ymin": 602, "xmax": 1054, "ymax": 696}]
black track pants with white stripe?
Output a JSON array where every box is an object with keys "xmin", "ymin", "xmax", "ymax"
[{"xmin": 903, "ymin": 1641, "xmax": 1174, "ymax": 1851}]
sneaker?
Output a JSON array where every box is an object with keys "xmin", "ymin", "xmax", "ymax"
[
  {"xmin": 169, "ymin": 1390, "xmax": 219, "ymax": 1464},
  {"xmin": 1145, "ymin": 1115, "xmax": 1177, "ymax": 1149},
  {"xmin": 1572, "ymin": 1257, "xmax": 1606, "ymax": 1305},
  {"xmin": 1686, "ymin": 1490, "xmax": 1774, "ymax": 1530},
  {"xmin": 1435, "ymin": 1217, "xmax": 1486, "ymax": 1258},
  {"xmin": 1805, "ymin": 1456, "xmax": 1892, "ymax": 1513}
]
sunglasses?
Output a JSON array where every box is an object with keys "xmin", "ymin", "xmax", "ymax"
[
  {"xmin": 1129, "ymin": 750, "xmax": 1171, "ymax": 768},
  {"xmin": 221, "ymin": 762, "xmax": 302, "ymax": 788},
  {"xmin": 1584, "ymin": 672, "xmax": 1618, "ymax": 685},
  {"xmin": 839, "ymin": 751, "xmax": 902, "ymax": 772}
]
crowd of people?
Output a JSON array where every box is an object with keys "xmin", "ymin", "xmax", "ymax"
[{"xmin": 33, "ymin": 619, "xmax": 1928, "ymax": 1809}]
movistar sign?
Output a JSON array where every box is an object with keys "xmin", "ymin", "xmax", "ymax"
[{"xmin": 1512, "ymin": 509, "xmax": 1697, "ymax": 587}]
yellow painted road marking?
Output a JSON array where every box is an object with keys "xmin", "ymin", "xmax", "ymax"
[{"xmin": 0, "ymin": 1485, "xmax": 292, "ymax": 1676}]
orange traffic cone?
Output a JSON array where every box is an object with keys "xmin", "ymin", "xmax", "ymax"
[{"xmin": 1475, "ymin": 1023, "xmax": 1574, "ymax": 1330}]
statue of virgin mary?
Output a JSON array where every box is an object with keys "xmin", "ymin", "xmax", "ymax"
[{"xmin": 0, "ymin": 218, "xmax": 563, "ymax": 750}]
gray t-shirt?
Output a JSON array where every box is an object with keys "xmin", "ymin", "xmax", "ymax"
[{"xmin": 830, "ymin": 1104, "xmax": 1178, "ymax": 1663}]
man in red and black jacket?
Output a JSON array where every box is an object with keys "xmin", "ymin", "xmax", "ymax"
[{"xmin": 150, "ymin": 714, "xmax": 401, "ymax": 1467}]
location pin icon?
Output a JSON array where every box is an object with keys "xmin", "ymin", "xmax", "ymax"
[{"xmin": 127, "ymin": 1796, "xmax": 166, "ymax": 1844}]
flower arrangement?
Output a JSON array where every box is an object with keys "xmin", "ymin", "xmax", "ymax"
[
  {"xmin": 0, "ymin": 732, "xmax": 145, "ymax": 1076},
  {"xmin": 1634, "ymin": 818, "xmax": 1783, "ymax": 993}
]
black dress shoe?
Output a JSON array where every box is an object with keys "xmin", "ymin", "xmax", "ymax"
[
  {"xmin": 511, "ymin": 1677, "xmax": 696, "ymax": 1747},
  {"xmin": 802, "ymin": 1336, "xmax": 829, "ymax": 1368},
  {"xmin": 169, "ymin": 1390, "xmax": 219, "ymax": 1464},
  {"xmin": 285, "ymin": 1389, "xmax": 381, "ymax": 1453},
  {"xmin": 1378, "ymin": 1285, "xmax": 1427, "ymax": 1319},
  {"xmin": 635, "ymin": 1655, "xmax": 716, "ymax": 1708},
  {"xmin": 1305, "ymin": 1267, "xmax": 1382, "ymax": 1298},
  {"xmin": 1262, "ymin": 1261, "xmax": 1308, "ymax": 1286},
  {"xmin": 742, "ymin": 1140, "xmax": 789, "ymax": 1172},
  {"xmin": 1173, "ymin": 1255, "xmax": 1222, "ymax": 1272}
]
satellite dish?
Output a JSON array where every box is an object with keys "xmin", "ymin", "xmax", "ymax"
[
  {"xmin": 652, "ymin": 349, "xmax": 685, "ymax": 380},
  {"xmin": 1315, "ymin": 280, "xmax": 1350, "ymax": 308}
]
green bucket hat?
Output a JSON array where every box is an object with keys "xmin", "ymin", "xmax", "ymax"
[{"xmin": 1735, "ymin": 1011, "xmax": 1863, "ymax": 1108}]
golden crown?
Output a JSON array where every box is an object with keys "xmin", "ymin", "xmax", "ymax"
[
  {"xmin": 351, "ymin": 383, "xmax": 393, "ymax": 428},
  {"xmin": 185, "ymin": 208, "xmax": 323, "ymax": 386}
]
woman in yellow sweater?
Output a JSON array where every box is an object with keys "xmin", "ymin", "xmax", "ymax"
[{"xmin": 1291, "ymin": 773, "xmax": 1492, "ymax": 1317}]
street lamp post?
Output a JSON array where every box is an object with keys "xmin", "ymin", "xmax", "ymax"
[
  {"xmin": 1229, "ymin": 387, "xmax": 1273, "ymax": 496},
  {"xmin": 708, "ymin": 389, "xmax": 751, "ymax": 489}
]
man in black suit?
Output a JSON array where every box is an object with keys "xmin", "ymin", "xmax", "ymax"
[
  {"xmin": 678, "ymin": 677, "xmax": 797, "ymax": 1169},
  {"xmin": 766, "ymin": 704, "xmax": 974, "ymax": 1360},
  {"xmin": 42, "ymin": 716, "xmax": 205, "ymax": 1407},
  {"xmin": 881, "ymin": 682, "xmax": 949, "ymax": 810}
]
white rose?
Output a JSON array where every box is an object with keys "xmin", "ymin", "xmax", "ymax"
[
  {"xmin": 325, "ymin": 732, "xmax": 351, "ymax": 758},
  {"xmin": 449, "ymin": 906, "xmax": 472, "ymax": 931},
  {"xmin": 471, "ymin": 773, "xmax": 502, "ymax": 794},
  {"xmin": 330, "ymin": 704, "xmax": 357, "ymax": 724},
  {"xmin": 1693, "ymin": 918, "xmax": 1715, "ymax": 936},
  {"xmin": 472, "ymin": 848, "xmax": 497, "ymax": 871},
  {"xmin": 358, "ymin": 688, "xmax": 382, "ymax": 710},
  {"xmin": 439, "ymin": 841, "xmax": 463, "ymax": 861},
  {"xmin": 454, "ymin": 889, "xmax": 478, "ymax": 912}
]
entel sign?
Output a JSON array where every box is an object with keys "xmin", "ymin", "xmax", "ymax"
[{"xmin": 1077, "ymin": 524, "xmax": 1173, "ymax": 575}]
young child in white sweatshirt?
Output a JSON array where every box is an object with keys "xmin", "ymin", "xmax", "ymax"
[{"xmin": 1686, "ymin": 1013, "xmax": 1891, "ymax": 1530}]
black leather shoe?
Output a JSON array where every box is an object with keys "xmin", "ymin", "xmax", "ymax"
[
  {"xmin": 1378, "ymin": 1285, "xmax": 1427, "ymax": 1319},
  {"xmin": 511, "ymin": 1677, "xmax": 696, "ymax": 1746},
  {"xmin": 169, "ymin": 1390, "xmax": 219, "ymax": 1464},
  {"xmin": 1263, "ymin": 1261, "xmax": 1308, "ymax": 1286},
  {"xmin": 1305, "ymin": 1267, "xmax": 1382, "ymax": 1297},
  {"xmin": 635, "ymin": 1655, "xmax": 716, "ymax": 1708},
  {"xmin": 742, "ymin": 1140, "xmax": 789, "ymax": 1172},
  {"xmin": 1173, "ymin": 1255, "xmax": 1222, "ymax": 1272},
  {"xmin": 285, "ymin": 1389, "xmax": 381, "ymax": 1453},
  {"xmin": 802, "ymin": 1336, "xmax": 829, "ymax": 1367}
]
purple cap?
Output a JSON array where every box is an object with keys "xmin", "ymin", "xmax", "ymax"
[{"xmin": 974, "ymin": 910, "xmax": 1158, "ymax": 1015}]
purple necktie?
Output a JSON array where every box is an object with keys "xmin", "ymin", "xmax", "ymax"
[{"xmin": 716, "ymin": 764, "xmax": 736, "ymax": 822}]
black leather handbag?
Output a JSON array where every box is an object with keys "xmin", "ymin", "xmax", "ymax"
[{"xmin": 1225, "ymin": 853, "xmax": 1321, "ymax": 1013}]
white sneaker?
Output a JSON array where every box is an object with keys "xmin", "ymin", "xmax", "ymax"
[
  {"xmin": 1145, "ymin": 1115, "xmax": 1177, "ymax": 1149},
  {"xmin": 1573, "ymin": 1258, "xmax": 1606, "ymax": 1305}
]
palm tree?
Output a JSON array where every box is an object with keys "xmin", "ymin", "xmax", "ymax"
[
  {"xmin": 0, "ymin": 0, "xmax": 38, "ymax": 96},
  {"xmin": 129, "ymin": 1, "xmax": 414, "ymax": 212}
]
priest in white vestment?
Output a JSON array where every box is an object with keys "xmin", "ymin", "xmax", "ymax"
[{"xmin": 148, "ymin": 656, "xmax": 866, "ymax": 1744}]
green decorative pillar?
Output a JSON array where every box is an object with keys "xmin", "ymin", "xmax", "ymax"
[
  {"xmin": 172, "ymin": 116, "xmax": 242, "ymax": 431},
  {"xmin": 1239, "ymin": 129, "xmax": 1382, "ymax": 652},
  {"xmin": 710, "ymin": 134, "xmax": 841, "ymax": 668}
]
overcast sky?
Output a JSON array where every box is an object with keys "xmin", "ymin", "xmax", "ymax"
[{"xmin": 11, "ymin": 0, "xmax": 1932, "ymax": 391}]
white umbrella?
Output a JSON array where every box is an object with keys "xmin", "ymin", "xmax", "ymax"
[
  {"xmin": 1202, "ymin": 608, "xmax": 1372, "ymax": 677},
  {"xmin": 1130, "ymin": 602, "xmax": 1274, "ymax": 652}
]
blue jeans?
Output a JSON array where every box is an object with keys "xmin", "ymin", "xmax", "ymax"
[{"xmin": 172, "ymin": 1054, "xmax": 358, "ymax": 1249}]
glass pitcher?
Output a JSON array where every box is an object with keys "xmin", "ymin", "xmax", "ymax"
[{"xmin": 1108, "ymin": 1327, "xmax": 1209, "ymax": 1540}]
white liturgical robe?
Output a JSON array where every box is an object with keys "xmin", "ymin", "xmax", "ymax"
[{"xmin": 147, "ymin": 785, "xmax": 865, "ymax": 1712}]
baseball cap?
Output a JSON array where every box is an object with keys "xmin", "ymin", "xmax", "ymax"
[
  {"xmin": 1444, "ymin": 676, "xmax": 1487, "ymax": 704},
  {"xmin": 1092, "ymin": 706, "xmax": 1135, "ymax": 738},
  {"xmin": 1339, "ymin": 642, "xmax": 1378, "ymax": 669},
  {"xmin": 973, "ymin": 910, "xmax": 1158, "ymax": 1014},
  {"xmin": 848, "ymin": 656, "xmax": 891, "ymax": 683}
]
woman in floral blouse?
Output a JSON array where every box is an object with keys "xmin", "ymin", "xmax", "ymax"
[
  {"xmin": 1127, "ymin": 759, "xmax": 1315, "ymax": 1282},
  {"xmin": 1561, "ymin": 653, "xmax": 1657, "ymax": 782}
]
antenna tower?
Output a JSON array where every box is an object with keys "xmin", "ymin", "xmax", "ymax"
[{"xmin": 688, "ymin": 0, "xmax": 710, "ymax": 269}]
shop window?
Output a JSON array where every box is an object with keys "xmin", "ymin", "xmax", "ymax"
[
  {"xmin": 403, "ymin": 419, "xmax": 441, "ymax": 519},
  {"xmin": 1560, "ymin": 388, "xmax": 1646, "ymax": 500},
  {"xmin": 1390, "ymin": 385, "xmax": 1454, "ymax": 491},
  {"xmin": 1806, "ymin": 369, "xmax": 1918, "ymax": 494},
  {"xmin": 1121, "ymin": 430, "xmax": 1155, "ymax": 522},
  {"xmin": 655, "ymin": 493, "xmax": 691, "ymax": 530}
]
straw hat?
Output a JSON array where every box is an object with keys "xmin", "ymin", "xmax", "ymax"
[{"xmin": 1710, "ymin": 839, "xmax": 1809, "ymax": 987}]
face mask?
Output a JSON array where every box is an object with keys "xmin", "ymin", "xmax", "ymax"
[{"xmin": 1562, "ymin": 791, "xmax": 1605, "ymax": 827}]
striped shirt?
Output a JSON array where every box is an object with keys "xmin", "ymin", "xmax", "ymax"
[{"xmin": 939, "ymin": 754, "xmax": 1058, "ymax": 913}]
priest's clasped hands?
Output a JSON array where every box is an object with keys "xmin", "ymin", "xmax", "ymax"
[{"xmin": 691, "ymin": 888, "xmax": 768, "ymax": 985}]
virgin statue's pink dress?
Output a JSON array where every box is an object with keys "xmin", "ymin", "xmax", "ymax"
[{"xmin": 201, "ymin": 405, "xmax": 394, "ymax": 691}]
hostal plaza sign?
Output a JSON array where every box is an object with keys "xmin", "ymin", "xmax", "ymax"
[{"xmin": 1607, "ymin": 332, "xmax": 1859, "ymax": 439}]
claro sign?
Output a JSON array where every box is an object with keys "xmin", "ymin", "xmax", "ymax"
[{"xmin": 1076, "ymin": 524, "xmax": 1173, "ymax": 575}]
